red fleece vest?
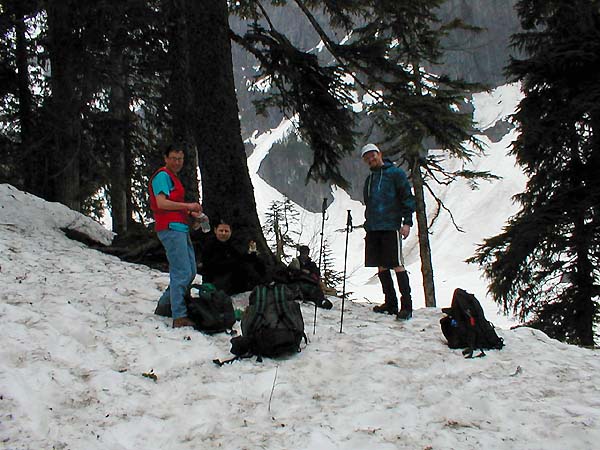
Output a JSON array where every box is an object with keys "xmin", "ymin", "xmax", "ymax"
[{"xmin": 149, "ymin": 167, "xmax": 188, "ymax": 232}]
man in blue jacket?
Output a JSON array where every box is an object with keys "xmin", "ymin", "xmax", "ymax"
[{"xmin": 361, "ymin": 143, "xmax": 416, "ymax": 320}]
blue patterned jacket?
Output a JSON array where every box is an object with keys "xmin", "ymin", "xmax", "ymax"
[{"xmin": 363, "ymin": 160, "xmax": 416, "ymax": 231}]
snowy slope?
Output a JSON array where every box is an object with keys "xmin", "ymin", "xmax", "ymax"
[
  {"xmin": 1, "ymin": 181, "xmax": 600, "ymax": 450},
  {"xmin": 249, "ymin": 84, "xmax": 526, "ymax": 328}
]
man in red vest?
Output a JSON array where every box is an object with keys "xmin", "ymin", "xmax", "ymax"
[{"xmin": 150, "ymin": 145, "xmax": 202, "ymax": 328}]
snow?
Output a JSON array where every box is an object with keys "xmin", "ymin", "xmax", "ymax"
[{"xmin": 2, "ymin": 84, "xmax": 599, "ymax": 449}]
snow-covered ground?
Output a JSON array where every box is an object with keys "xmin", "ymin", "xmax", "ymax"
[{"xmin": 1, "ymin": 182, "xmax": 600, "ymax": 450}]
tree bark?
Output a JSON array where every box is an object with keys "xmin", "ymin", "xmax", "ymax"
[
  {"xmin": 573, "ymin": 210, "xmax": 594, "ymax": 346},
  {"xmin": 14, "ymin": 4, "xmax": 37, "ymax": 194},
  {"xmin": 165, "ymin": 0, "xmax": 200, "ymax": 203},
  {"xmin": 407, "ymin": 60, "xmax": 437, "ymax": 307},
  {"xmin": 107, "ymin": 25, "xmax": 130, "ymax": 235},
  {"xmin": 186, "ymin": 0, "xmax": 271, "ymax": 259},
  {"xmin": 46, "ymin": 0, "xmax": 81, "ymax": 211},
  {"xmin": 411, "ymin": 158, "xmax": 436, "ymax": 307},
  {"xmin": 570, "ymin": 134, "xmax": 595, "ymax": 346}
]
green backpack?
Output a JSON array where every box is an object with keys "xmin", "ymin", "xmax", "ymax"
[
  {"xmin": 239, "ymin": 284, "xmax": 306, "ymax": 358},
  {"xmin": 185, "ymin": 283, "xmax": 236, "ymax": 334}
]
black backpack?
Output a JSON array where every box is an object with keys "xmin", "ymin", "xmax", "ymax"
[
  {"xmin": 440, "ymin": 288, "xmax": 504, "ymax": 358},
  {"xmin": 185, "ymin": 283, "xmax": 236, "ymax": 334},
  {"xmin": 234, "ymin": 283, "xmax": 306, "ymax": 359}
]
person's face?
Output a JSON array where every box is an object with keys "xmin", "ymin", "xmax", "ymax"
[
  {"xmin": 214, "ymin": 224, "xmax": 232, "ymax": 242},
  {"xmin": 164, "ymin": 150, "xmax": 185, "ymax": 174},
  {"xmin": 362, "ymin": 150, "xmax": 383, "ymax": 170}
]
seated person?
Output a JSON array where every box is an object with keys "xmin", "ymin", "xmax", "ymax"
[
  {"xmin": 288, "ymin": 245, "xmax": 333, "ymax": 309},
  {"xmin": 200, "ymin": 220, "xmax": 266, "ymax": 295}
]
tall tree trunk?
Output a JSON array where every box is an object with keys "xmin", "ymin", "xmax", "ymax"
[
  {"xmin": 125, "ymin": 147, "xmax": 134, "ymax": 226},
  {"xmin": 14, "ymin": 4, "xmax": 37, "ymax": 194},
  {"xmin": 274, "ymin": 213, "xmax": 284, "ymax": 262},
  {"xmin": 46, "ymin": 0, "xmax": 81, "ymax": 211},
  {"xmin": 164, "ymin": 0, "xmax": 199, "ymax": 203},
  {"xmin": 570, "ymin": 136, "xmax": 595, "ymax": 346},
  {"xmin": 187, "ymin": 0, "xmax": 271, "ymax": 258},
  {"xmin": 411, "ymin": 158, "xmax": 436, "ymax": 307},
  {"xmin": 107, "ymin": 30, "xmax": 129, "ymax": 235},
  {"xmin": 409, "ymin": 62, "xmax": 436, "ymax": 307},
  {"xmin": 573, "ymin": 211, "xmax": 594, "ymax": 346}
]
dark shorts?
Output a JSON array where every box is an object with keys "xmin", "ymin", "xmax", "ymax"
[{"xmin": 365, "ymin": 230, "xmax": 404, "ymax": 269}]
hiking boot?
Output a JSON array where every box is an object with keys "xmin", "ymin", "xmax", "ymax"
[
  {"xmin": 396, "ymin": 309, "xmax": 412, "ymax": 321},
  {"xmin": 396, "ymin": 271, "xmax": 412, "ymax": 314},
  {"xmin": 173, "ymin": 317, "xmax": 195, "ymax": 328},
  {"xmin": 373, "ymin": 303, "xmax": 398, "ymax": 315},
  {"xmin": 377, "ymin": 271, "xmax": 398, "ymax": 313}
]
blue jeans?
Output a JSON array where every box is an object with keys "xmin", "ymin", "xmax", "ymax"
[{"xmin": 156, "ymin": 229, "xmax": 197, "ymax": 319}]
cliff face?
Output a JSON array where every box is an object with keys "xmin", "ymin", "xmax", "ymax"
[
  {"xmin": 232, "ymin": 1, "xmax": 521, "ymax": 212},
  {"xmin": 435, "ymin": 0, "xmax": 521, "ymax": 86}
]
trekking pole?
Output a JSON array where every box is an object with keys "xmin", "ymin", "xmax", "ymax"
[
  {"xmin": 339, "ymin": 210, "xmax": 352, "ymax": 333},
  {"xmin": 317, "ymin": 197, "xmax": 327, "ymax": 272},
  {"xmin": 314, "ymin": 197, "xmax": 328, "ymax": 335}
]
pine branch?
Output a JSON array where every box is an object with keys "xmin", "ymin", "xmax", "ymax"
[{"xmin": 421, "ymin": 179, "xmax": 464, "ymax": 232}]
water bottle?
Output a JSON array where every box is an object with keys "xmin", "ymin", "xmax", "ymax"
[
  {"xmin": 198, "ymin": 213, "xmax": 211, "ymax": 233},
  {"xmin": 191, "ymin": 213, "xmax": 211, "ymax": 233}
]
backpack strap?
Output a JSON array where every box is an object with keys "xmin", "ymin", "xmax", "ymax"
[
  {"xmin": 250, "ymin": 285, "xmax": 270, "ymax": 359},
  {"xmin": 464, "ymin": 310, "xmax": 478, "ymax": 350},
  {"xmin": 276, "ymin": 285, "xmax": 307, "ymax": 348},
  {"xmin": 463, "ymin": 313, "xmax": 486, "ymax": 358},
  {"xmin": 256, "ymin": 286, "xmax": 264, "ymax": 311},
  {"xmin": 247, "ymin": 286, "xmax": 267, "ymax": 332},
  {"xmin": 462, "ymin": 348, "xmax": 486, "ymax": 358},
  {"xmin": 273, "ymin": 284, "xmax": 285, "ymax": 320},
  {"xmin": 212, "ymin": 354, "xmax": 255, "ymax": 366}
]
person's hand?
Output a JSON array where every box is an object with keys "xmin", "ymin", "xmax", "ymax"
[
  {"xmin": 400, "ymin": 224, "xmax": 411, "ymax": 239},
  {"xmin": 190, "ymin": 211, "xmax": 201, "ymax": 219},
  {"xmin": 248, "ymin": 240, "xmax": 257, "ymax": 253},
  {"xmin": 187, "ymin": 202, "xmax": 202, "ymax": 213}
]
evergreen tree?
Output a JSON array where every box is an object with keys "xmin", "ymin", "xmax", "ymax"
[
  {"xmin": 470, "ymin": 0, "xmax": 600, "ymax": 346},
  {"xmin": 0, "ymin": 0, "xmax": 165, "ymax": 224},
  {"xmin": 162, "ymin": 0, "xmax": 200, "ymax": 208},
  {"xmin": 0, "ymin": 1, "xmax": 37, "ymax": 188},
  {"xmin": 231, "ymin": 1, "xmax": 358, "ymax": 188},
  {"xmin": 183, "ymin": 0, "xmax": 271, "ymax": 256},
  {"xmin": 262, "ymin": 197, "xmax": 301, "ymax": 263},
  {"xmin": 320, "ymin": 238, "xmax": 343, "ymax": 292}
]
